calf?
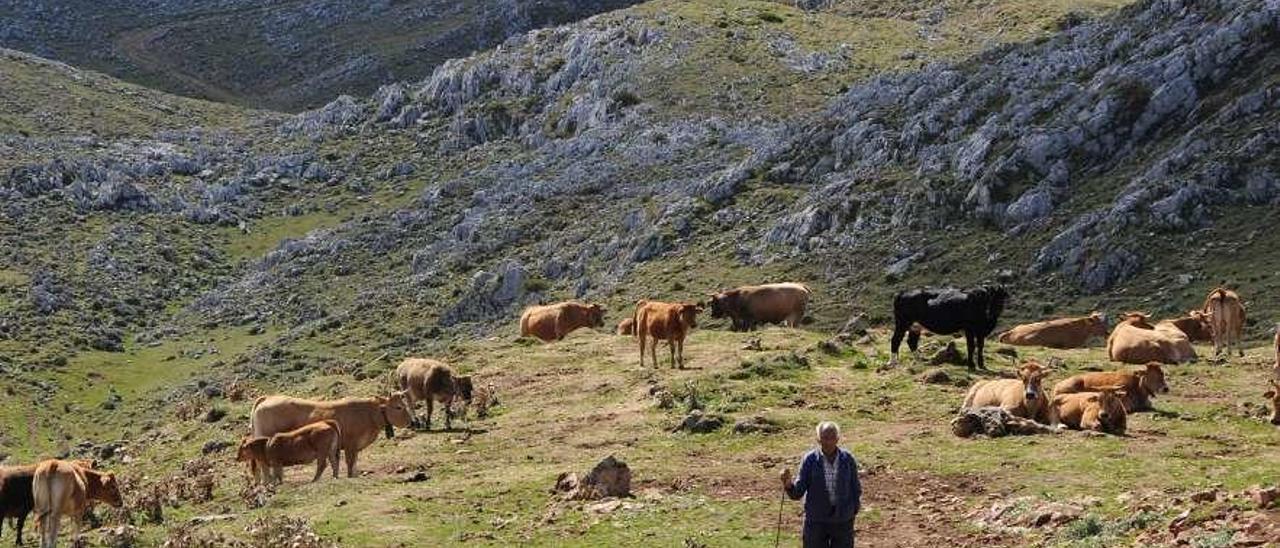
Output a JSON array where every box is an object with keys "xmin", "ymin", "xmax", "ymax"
[
  {"xmin": 996, "ymin": 312, "xmax": 1107, "ymax": 349},
  {"xmin": 617, "ymin": 317, "xmax": 635, "ymax": 336},
  {"xmin": 250, "ymin": 393, "xmax": 412, "ymax": 478},
  {"xmin": 32, "ymin": 460, "xmax": 122, "ymax": 548},
  {"xmin": 237, "ymin": 420, "xmax": 341, "ymax": 485},
  {"xmin": 397, "ymin": 358, "xmax": 474, "ymax": 430},
  {"xmin": 635, "ymin": 300, "xmax": 703, "ymax": 368},
  {"xmin": 1049, "ymin": 388, "xmax": 1127, "ymax": 435},
  {"xmin": 1052, "ymin": 362, "xmax": 1169, "ymax": 412},
  {"xmin": 890, "ymin": 285, "xmax": 1009, "ymax": 370},
  {"xmin": 1166, "ymin": 310, "xmax": 1214, "ymax": 343},
  {"xmin": 1263, "ymin": 379, "xmax": 1280, "ymax": 425},
  {"xmin": 961, "ymin": 361, "xmax": 1050, "ymax": 423}
]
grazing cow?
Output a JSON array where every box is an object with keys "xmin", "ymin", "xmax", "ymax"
[
  {"xmin": 617, "ymin": 318, "xmax": 635, "ymax": 336},
  {"xmin": 237, "ymin": 420, "xmax": 341, "ymax": 485},
  {"xmin": 635, "ymin": 300, "xmax": 702, "ymax": 368},
  {"xmin": 396, "ymin": 358, "xmax": 474, "ymax": 430},
  {"xmin": 1203, "ymin": 288, "xmax": 1246, "ymax": 357},
  {"xmin": 1107, "ymin": 313, "xmax": 1197, "ymax": 364},
  {"xmin": 1052, "ymin": 362, "xmax": 1169, "ymax": 412},
  {"xmin": 961, "ymin": 361, "xmax": 1051, "ymax": 423},
  {"xmin": 1165, "ymin": 310, "xmax": 1215, "ymax": 343},
  {"xmin": 996, "ymin": 312, "xmax": 1108, "ymax": 349},
  {"xmin": 519, "ymin": 301, "xmax": 606, "ymax": 342},
  {"xmin": 889, "ymin": 285, "xmax": 1009, "ymax": 370},
  {"xmin": 250, "ymin": 393, "xmax": 412, "ymax": 477},
  {"xmin": 1048, "ymin": 388, "xmax": 1127, "ymax": 435},
  {"xmin": 31, "ymin": 460, "xmax": 121, "ymax": 548},
  {"xmin": 1263, "ymin": 379, "xmax": 1280, "ymax": 425},
  {"xmin": 706, "ymin": 283, "xmax": 811, "ymax": 331},
  {"xmin": 0, "ymin": 465, "xmax": 35, "ymax": 546}
]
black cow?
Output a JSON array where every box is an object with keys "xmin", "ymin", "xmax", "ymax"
[
  {"xmin": 0, "ymin": 465, "xmax": 35, "ymax": 546},
  {"xmin": 888, "ymin": 285, "xmax": 1009, "ymax": 370}
]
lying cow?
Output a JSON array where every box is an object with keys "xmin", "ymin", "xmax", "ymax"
[
  {"xmin": 250, "ymin": 392, "xmax": 412, "ymax": 477},
  {"xmin": 1107, "ymin": 313, "xmax": 1196, "ymax": 364},
  {"xmin": 707, "ymin": 283, "xmax": 810, "ymax": 331},
  {"xmin": 996, "ymin": 312, "xmax": 1107, "ymax": 349},
  {"xmin": 635, "ymin": 300, "xmax": 702, "ymax": 368},
  {"xmin": 617, "ymin": 318, "xmax": 635, "ymax": 336},
  {"xmin": 1203, "ymin": 287, "xmax": 1246, "ymax": 357},
  {"xmin": 396, "ymin": 358, "xmax": 473, "ymax": 430},
  {"xmin": 1263, "ymin": 379, "xmax": 1280, "ymax": 425},
  {"xmin": 961, "ymin": 361, "xmax": 1050, "ymax": 423},
  {"xmin": 889, "ymin": 285, "xmax": 1009, "ymax": 370},
  {"xmin": 1165, "ymin": 310, "xmax": 1214, "ymax": 343},
  {"xmin": 238, "ymin": 420, "xmax": 341, "ymax": 485},
  {"xmin": 519, "ymin": 301, "xmax": 605, "ymax": 342},
  {"xmin": 1052, "ymin": 362, "xmax": 1168, "ymax": 412},
  {"xmin": 1048, "ymin": 388, "xmax": 1127, "ymax": 435},
  {"xmin": 32, "ymin": 460, "xmax": 122, "ymax": 548}
]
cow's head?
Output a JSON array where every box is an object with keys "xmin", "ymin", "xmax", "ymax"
[
  {"xmin": 1118, "ymin": 312, "xmax": 1152, "ymax": 328},
  {"xmin": 87, "ymin": 470, "xmax": 124, "ymax": 508},
  {"xmin": 1017, "ymin": 361, "xmax": 1049, "ymax": 402},
  {"xmin": 1093, "ymin": 387, "xmax": 1126, "ymax": 427},
  {"xmin": 588, "ymin": 303, "xmax": 605, "ymax": 328},
  {"xmin": 236, "ymin": 436, "xmax": 265, "ymax": 462},
  {"xmin": 707, "ymin": 292, "xmax": 730, "ymax": 319},
  {"xmin": 1136, "ymin": 362, "xmax": 1169, "ymax": 397},
  {"xmin": 455, "ymin": 375, "xmax": 475, "ymax": 403},
  {"xmin": 379, "ymin": 391, "xmax": 414, "ymax": 437},
  {"xmin": 1264, "ymin": 380, "xmax": 1280, "ymax": 425},
  {"xmin": 1088, "ymin": 311, "xmax": 1109, "ymax": 336},
  {"xmin": 679, "ymin": 302, "xmax": 704, "ymax": 328}
]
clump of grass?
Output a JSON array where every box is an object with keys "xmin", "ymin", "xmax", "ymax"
[
  {"xmin": 757, "ymin": 11, "xmax": 783, "ymax": 23},
  {"xmin": 1063, "ymin": 515, "xmax": 1105, "ymax": 540},
  {"xmin": 729, "ymin": 351, "xmax": 810, "ymax": 380}
]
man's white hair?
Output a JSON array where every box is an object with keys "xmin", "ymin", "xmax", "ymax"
[{"xmin": 816, "ymin": 421, "xmax": 840, "ymax": 438}]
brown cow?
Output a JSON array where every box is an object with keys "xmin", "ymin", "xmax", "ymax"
[
  {"xmin": 996, "ymin": 312, "xmax": 1108, "ymax": 349},
  {"xmin": 32, "ymin": 460, "xmax": 122, "ymax": 548},
  {"xmin": 1165, "ymin": 310, "xmax": 1214, "ymax": 343},
  {"xmin": 1052, "ymin": 362, "xmax": 1168, "ymax": 412},
  {"xmin": 707, "ymin": 283, "xmax": 810, "ymax": 331},
  {"xmin": 0, "ymin": 465, "xmax": 36, "ymax": 546},
  {"xmin": 1273, "ymin": 324, "xmax": 1280, "ymax": 379},
  {"xmin": 519, "ymin": 301, "xmax": 605, "ymax": 342},
  {"xmin": 250, "ymin": 393, "xmax": 412, "ymax": 477},
  {"xmin": 635, "ymin": 300, "xmax": 702, "ymax": 368},
  {"xmin": 617, "ymin": 317, "xmax": 635, "ymax": 336},
  {"xmin": 961, "ymin": 361, "xmax": 1051, "ymax": 422},
  {"xmin": 1107, "ymin": 313, "xmax": 1196, "ymax": 364},
  {"xmin": 396, "ymin": 358, "xmax": 473, "ymax": 430},
  {"xmin": 237, "ymin": 420, "xmax": 341, "ymax": 485},
  {"xmin": 1048, "ymin": 388, "xmax": 1127, "ymax": 435},
  {"xmin": 1203, "ymin": 288, "xmax": 1246, "ymax": 357},
  {"xmin": 1263, "ymin": 379, "xmax": 1280, "ymax": 425}
]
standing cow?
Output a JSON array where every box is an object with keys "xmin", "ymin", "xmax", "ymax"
[
  {"xmin": 32, "ymin": 460, "xmax": 122, "ymax": 548},
  {"xmin": 0, "ymin": 465, "xmax": 36, "ymax": 546},
  {"xmin": 250, "ymin": 393, "xmax": 413, "ymax": 477},
  {"xmin": 519, "ymin": 301, "xmax": 605, "ymax": 342},
  {"xmin": 889, "ymin": 285, "xmax": 1009, "ymax": 370},
  {"xmin": 396, "ymin": 358, "xmax": 473, "ymax": 430},
  {"xmin": 1203, "ymin": 288, "xmax": 1246, "ymax": 357},
  {"xmin": 707, "ymin": 283, "xmax": 810, "ymax": 331},
  {"xmin": 635, "ymin": 300, "xmax": 702, "ymax": 368}
]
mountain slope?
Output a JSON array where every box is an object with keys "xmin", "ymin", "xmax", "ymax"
[{"xmin": 0, "ymin": 0, "xmax": 645, "ymax": 112}]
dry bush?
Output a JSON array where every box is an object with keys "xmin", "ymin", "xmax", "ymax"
[
  {"xmin": 174, "ymin": 394, "xmax": 209, "ymax": 421},
  {"xmin": 243, "ymin": 516, "xmax": 336, "ymax": 548}
]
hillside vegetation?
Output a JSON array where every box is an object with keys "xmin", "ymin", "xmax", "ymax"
[{"xmin": 3, "ymin": 0, "xmax": 1280, "ymax": 545}]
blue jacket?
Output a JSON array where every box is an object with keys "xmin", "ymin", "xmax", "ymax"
[{"xmin": 786, "ymin": 448, "xmax": 861, "ymax": 523}]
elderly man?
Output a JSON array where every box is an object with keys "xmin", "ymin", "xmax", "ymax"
[{"xmin": 781, "ymin": 421, "xmax": 862, "ymax": 548}]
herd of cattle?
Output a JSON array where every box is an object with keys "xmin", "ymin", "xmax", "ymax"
[{"xmin": 0, "ymin": 282, "xmax": 1273, "ymax": 546}]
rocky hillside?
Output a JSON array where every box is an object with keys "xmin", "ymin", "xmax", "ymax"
[{"xmin": 0, "ymin": 0, "xmax": 643, "ymax": 111}]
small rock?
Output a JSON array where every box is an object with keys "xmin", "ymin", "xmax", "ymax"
[
  {"xmin": 402, "ymin": 471, "xmax": 429, "ymax": 483},
  {"xmin": 918, "ymin": 368, "xmax": 951, "ymax": 384},
  {"xmin": 742, "ymin": 338, "xmax": 763, "ymax": 351},
  {"xmin": 733, "ymin": 415, "xmax": 780, "ymax": 434},
  {"xmin": 203, "ymin": 407, "xmax": 226, "ymax": 423},
  {"xmin": 1190, "ymin": 489, "xmax": 1218, "ymax": 503},
  {"xmin": 1246, "ymin": 485, "xmax": 1279, "ymax": 508},
  {"xmin": 673, "ymin": 410, "xmax": 725, "ymax": 434},
  {"xmin": 201, "ymin": 440, "xmax": 231, "ymax": 455}
]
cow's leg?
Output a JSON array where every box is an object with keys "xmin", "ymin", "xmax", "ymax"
[
  {"xmin": 964, "ymin": 331, "xmax": 978, "ymax": 370},
  {"xmin": 404, "ymin": 389, "xmax": 419, "ymax": 428},
  {"xmin": 907, "ymin": 328, "xmax": 922, "ymax": 359},
  {"xmin": 638, "ymin": 332, "xmax": 648, "ymax": 367},
  {"xmin": 679, "ymin": 338, "xmax": 686, "ymax": 368},
  {"xmin": 668, "ymin": 339, "xmax": 677, "ymax": 369},
  {"xmin": 15, "ymin": 513, "xmax": 25, "ymax": 548},
  {"xmin": 888, "ymin": 323, "xmax": 907, "ymax": 367},
  {"xmin": 444, "ymin": 395, "xmax": 454, "ymax": 430},
  {"xmin": 425, "ymin": 399, "xmax": 434, "ymax": 431},
  {"xmin": 273, "ymin": 464, "xmax": 284, "ymax": 484},
  {"xmin": 313, "ymin": 456, "xmax": 326, "ymax": 482},
  {"xmin": 346, "ymin": 449, "xmax": 359, "ymax": 478},
  {"xmin": 330, "ymin": 449, "xmax": 341, "ymax": 479},
  {"xmin": 649, "ymin": 339, "xmax": 659, "ymax": 369}
]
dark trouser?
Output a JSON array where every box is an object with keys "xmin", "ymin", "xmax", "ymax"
[{"xmin": 803, "ymin": 519, "xmax": 854, "ymax": 548}]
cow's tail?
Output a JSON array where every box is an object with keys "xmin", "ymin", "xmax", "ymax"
[
  {"xmin": 32, "ymin": 464, "xmax": 55, "ymax": 526},
  {"xmin": 326, "ymin": 420, "xmax": 343, "ymax": 464},
  {"xmin": 249, "ymin": 396, "xmax": 268, "ymax": 436},
  {"xmin": 960, "ymin": 384, "xmax": 978, "ymax": 410},
  {"xmin": 519, "ymin": 310, "xmax": 530, "ymax": 338}
]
